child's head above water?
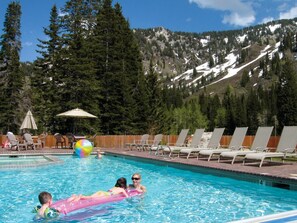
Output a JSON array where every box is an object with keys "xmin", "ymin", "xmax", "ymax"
[
  {"xmin": 38, "ymin": 191, "xmax": 52, "ymax": 205},
  {"xmin": 115, "ymin": 177, "xmax": 127, "ymax": 189}
]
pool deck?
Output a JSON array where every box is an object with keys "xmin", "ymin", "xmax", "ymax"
[
  {"xmin": 106, "ymin": 148, "xmax": 297, "ymax": 180},
  {"xmin": 1, "ymin": 147, "xmax": 297, "ymax": 182}
]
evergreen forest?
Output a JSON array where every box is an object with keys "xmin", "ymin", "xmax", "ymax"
[{"xmin": 0, "ymin": 0, "xmax": 297, "ymax": 136}]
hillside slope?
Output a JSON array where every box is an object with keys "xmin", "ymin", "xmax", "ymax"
[{"xmin": 134, "ymin": 18, "xmax": 297, "ymax": 95}]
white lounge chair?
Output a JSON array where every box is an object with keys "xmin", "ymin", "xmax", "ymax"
[
  {"xmin": 23, "ymin": 133, "xmax": 36, "ymax": 150},
  {"xmin": 219, "ymin": 126, "xmax": 273, "ymax": 164},
  {"xmin": 177, "ymin": 129, "xmax": 205, "ymax": 157},
  {"xmin": 125, "ymin": 134, "xmax": 149, "ymax": 151},
  {"xmin": 198, "ymin": 127, "xmax": 248, "ymax": 161},
  {"xmin": 162, "ymin": 129, "xmax": 189, "ymax": 157},
  {"xmin": 243, "ymin": 126, "xmax": 297, "ymax": 167},
  {"xmin": 147, "ymin": 134, "xmax": 163, "ymax": 155},
  {"xmin": 6, "ymin": 132, "xmax": 26, "ymax": 151},
  {"xmin": 179, "ymin": 128, "xmax": 225, "ymax": 159}
]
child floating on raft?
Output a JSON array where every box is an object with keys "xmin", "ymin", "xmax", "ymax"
[{"xmin": 67, "ymin": 177, "xmax": 129, "ymax": 202}]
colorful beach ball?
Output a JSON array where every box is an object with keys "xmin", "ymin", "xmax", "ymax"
[{"xmin": 74, "ymin": 139, "xmax": 93, "ymax": 158}]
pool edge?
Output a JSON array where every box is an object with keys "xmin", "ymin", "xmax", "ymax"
[{"xmin": 105, "ymin": 151, "xmax": 297, "ymax": 191}]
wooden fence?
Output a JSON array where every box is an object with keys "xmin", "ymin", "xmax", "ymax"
[{"xmin": 0, "ymin": 134, "xmax": 280, "ymax": 150}]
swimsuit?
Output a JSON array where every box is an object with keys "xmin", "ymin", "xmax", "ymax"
[{"xmin": 96, "ymin": 191, "xmax": 112, "ymax": 196}]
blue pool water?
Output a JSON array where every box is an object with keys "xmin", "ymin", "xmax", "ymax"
[{"xmin": 0, "ymin": 155, "xmax": 296, "ymax": 223}]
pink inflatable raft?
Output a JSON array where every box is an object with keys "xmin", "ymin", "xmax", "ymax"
[{"xmin": 51, "ymin": 190, "xmax": 142, "ymax": 214}]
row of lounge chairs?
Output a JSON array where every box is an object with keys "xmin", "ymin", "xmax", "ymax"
[
  {"xmin": 127, "ymin": 126, "xmax": 297, "ymax": 167},
  {"xmin": 125, "ymin": 134, "xmax": 163, "ymax": 152}
]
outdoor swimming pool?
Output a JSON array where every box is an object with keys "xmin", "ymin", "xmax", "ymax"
[{"xmin": 0, "ymin": 155, "xmax": 296, "ymax": 223}]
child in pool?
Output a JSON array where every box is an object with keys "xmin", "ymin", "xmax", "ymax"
[
  {"xmin": 96, "ymin": 149, "xmax": 102, "ymax": 159},
  {"xmin": 33, "ymin": 191, "xmax": 59, "ymax": 219},
  {"xmin": 67, "ymin": 177, "xmax": 129, "ymax": 202}
]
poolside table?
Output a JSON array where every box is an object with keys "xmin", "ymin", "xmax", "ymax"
[{"xmin": 73, "ymin": 135, "xmax": 86, "ymax": 141}]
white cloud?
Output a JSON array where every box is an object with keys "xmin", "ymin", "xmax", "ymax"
[
  {"xmin": 279, "ymin": 6, "xmax": 297, "ymax": 19},
  {"xmin": 261, "ymin": 16, "xmax": 274, "ymax": 24},
  {"xmin": 189, "ymin": 0, "xmax": 255, "ymax": 26},
  {"xmin": 223, "ymin": 12, "xmax": 254, "ymax": 26}
]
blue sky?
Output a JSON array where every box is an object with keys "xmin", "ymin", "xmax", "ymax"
[{"xmin": 1, "ymin": 0, "xmax": 297, "ymax": 62}]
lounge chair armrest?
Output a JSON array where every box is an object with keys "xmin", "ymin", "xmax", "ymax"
[
  {"xmin": 208, "ymin": 146, "xmax": 217, "ymax": 149},
  {"xmin": 238, "ymin": 146, "xmax": 248, "ymax": 150},
  {"xmin": 255, "ymin": 147, "xmax": 269, "ymax": 152},
  {"xmin": 283, "ymin": 149, "xmax": 297, "ymax": 158},
  {"xmin": 230, "ymin": 145, "xmax": 242, "ymax": 150},
  {"xmin": 206, "ymin": 144, "xmax": 220, "ymax": 149},
  {"xmin": 283, "ymin": 148, "xmax": 296, "ymax": 153}
]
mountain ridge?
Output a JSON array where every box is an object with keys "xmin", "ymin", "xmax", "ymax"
[{"xmin": 134, "ymin": 18, "xmax": 297, "ymax": 96}]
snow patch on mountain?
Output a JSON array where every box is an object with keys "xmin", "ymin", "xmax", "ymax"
[
  {"xmin": 269, "ymin": 24, "xmax": 281, "ymax": 33},
  {"xmin": 172, "ymin": 42, "xmax": 281, "ymax": 88}
]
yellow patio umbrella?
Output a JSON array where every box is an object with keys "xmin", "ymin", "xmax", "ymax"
[{"xmin": 20, "ymin": 110, "xmax": 38, "ymax": 130}]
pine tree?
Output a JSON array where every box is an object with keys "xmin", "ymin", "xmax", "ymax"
[
  {"xmin": 267, "ymin": 84, "xmax": 278, "ymax": 127},
  {"xmin": 240, "ymin": 70, "xmax": 249, "ymax": 87},
  {"xmin": 92, "ymin": 0, "xmax": 148, "ymax": 134},
  {"xmin": 192, "ymin": 67, "xmax": 197, "ymax": 78},
  {"xmin": 234, "ymin": 94, "xmax": 247, "ymax": 127},
  {"xmin": 222, "ymin": 85, "xmax": 237, "ymax": 134},
  {"xmin": 0, "ymin": 1, "xmax": 22, "ymax": 133},
  {"xmin": 162, "ymin": 86, "xmax": 183, "ymax": 109},
  {"xmin": 91, "ymin": 0, "xmax": 119, "ymax": 134},
  {"xmin": 277, "ymin": 55, "xmax": 297, "ymax": 129},
  {"xmin": 246, "ymin": 88, "xmax": 260, "ymax": 134},
  {"xmin": 146, "ymin": 58, "xmax": 165, "ymax": 134},
  {"xmin": 207, "ymin": 94, "xmax": 221, "ymax": 130},
  {"xmin": 59, "ymin": 0, "xmax": 101, "ymax": 133},
  {"xmin": 280, "ymin": 32, "xmax": 293, "ymax": 52},
  {"xmin": 215, "ymin": 107, "xmax": 227, "ymax": 128},
  {"xmin": 114, "ymin": 3, "xmax": 149, "ymax": 134},
  {"xmin": 33, "ymin": 5, "xmax": 64, "ymax": 133},
  {"xmin": 209, "ymin": 54, "xmax": 214, "ymax": 68}
]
